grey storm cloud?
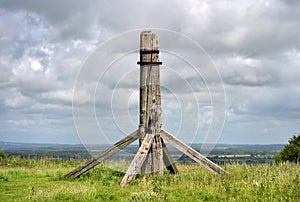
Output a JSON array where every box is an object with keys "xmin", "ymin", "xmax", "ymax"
[{"xmin": 0, "ymin": 0, "xmax": 300, "ymax": 144}]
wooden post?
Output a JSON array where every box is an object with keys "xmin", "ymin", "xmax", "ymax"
[
  {"xmin": 67, "ymin": 30, "xmax": 225, "ymax": 186},
  {"xmin": 139, "ymin": 31, "xmax": 163, "ymax": 175}
]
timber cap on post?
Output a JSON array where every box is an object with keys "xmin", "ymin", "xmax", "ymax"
[{"xmin": 137, "ymin": 31, "xmax": 162, "ymax": 66}]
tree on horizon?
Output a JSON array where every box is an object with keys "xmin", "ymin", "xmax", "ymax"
[{"xmin": 275, "ymin": 134, "xmax": 300, "ymax": 163}]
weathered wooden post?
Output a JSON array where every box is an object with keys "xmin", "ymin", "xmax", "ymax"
[
  {"xmin": 120, "ymin": 31, "xmax": 171, "ymax": 185},
  {"xmin": 138, "ymin": 31, "xmax": 163, "ymax": 175},
  {"xmin": 66, "ymin": 30, "xmax": 225, "ymax": 186}
]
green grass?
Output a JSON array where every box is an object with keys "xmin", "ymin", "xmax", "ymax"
[{"xmin": 0, "ymin": 157, "xmax": 299, "ymax": 201}]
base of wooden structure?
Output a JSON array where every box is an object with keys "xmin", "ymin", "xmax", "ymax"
[
  {"xmin": 66, "ymin": 129, "xmax": 225, "ymax": 186},
  {"xmin": 66, "ymin": 31, "xmax": 225, "ymax": 185}
]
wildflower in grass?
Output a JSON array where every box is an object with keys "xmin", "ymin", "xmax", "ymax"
[{"xmin": 252, "ymin": 180, "xmax": 259, "ymax": 187}]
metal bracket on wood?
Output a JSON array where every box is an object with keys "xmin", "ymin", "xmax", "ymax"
[
  {"xmin": 140, "ymin": 50, "xmax": 160, "ymax": 54},
  {"xmin": 137, "ymin": 61, "xmax": 162, "ymax": 65},
  {"xmin": 66, "ymin": 31, "xmax": 225, "ymax": 186},
  {"xmin": 137, "ymin": 49, "xmax": 162, "ymax": 65}
]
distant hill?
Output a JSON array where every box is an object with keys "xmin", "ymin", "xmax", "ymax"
[{"xmin": 0, "ymin": 141, "xmax": 284, "ymax": 164}]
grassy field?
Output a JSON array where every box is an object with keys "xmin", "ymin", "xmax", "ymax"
[{"xmin": 0, "ymin": 157, "xmax": 299, "ymax": 201}]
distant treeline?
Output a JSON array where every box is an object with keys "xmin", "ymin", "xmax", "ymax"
[
  {"xmin": 3, "ymin": 149, "xmax": 91, "ymax": 159},
  {"xmin": 0, "ymin": 142, "xmax": 284, "ymax": 164}
]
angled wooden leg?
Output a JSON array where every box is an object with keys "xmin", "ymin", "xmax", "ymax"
[
  {"xmin": 161, "ymin": 138, "xmax": 178, "ymax": 174},
  {"xmin": 66, "ymin": 129, "xmax": 139, "ymax": 178},
  {"xmin": 120, "ymin": 134, "xmax": 154, "ymax": 186},
  {"xmin": 160, "ymin": 129, "xmax": 225, "ymax": 174},
  {"xmin": 150, "ymin": 135, "xmax": 164, "ymax": 175},
  {"xmin": 141, "ymin": 136, "xmax": 162, "ymax": 175}
]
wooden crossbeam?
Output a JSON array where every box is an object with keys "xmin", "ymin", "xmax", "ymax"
[
  {"xmin": 66, "ymin": 31, "xmax": 226, "ymax": 186},
  {"xmin": 120, "ymin": 134, "xmax": 155, "ymax": 186},
  {"xmin": 160, "ymin": 129, "xmax": 225, "ymax": 174},
  {"xmin": 162, "ymin": 138, "xmax": 178, "ymax": 174},
  {"xmin": 66, "ymin": 130, "xmax": 139, "ymax": 178}
]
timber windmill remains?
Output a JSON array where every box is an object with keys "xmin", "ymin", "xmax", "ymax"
[{"xmin": 66, "ymin": 31, "xmax": 225, "ymax": 186}]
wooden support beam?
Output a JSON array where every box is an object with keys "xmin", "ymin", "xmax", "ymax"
[
  {"xmin": 162, "ymin": 138, "xmax": 178, "ymax": 174},
  {"xmin": 66, "ymin": 31, "xmax": 226, "ymax": 186},
  {"xmin": 120, "ymin": 134, "xmax": 155, "ymax": 186},
  {"xmin": 139, "ymin": 31, "xmax": 163, "ymax": 175},
  {"xmin": 66, "ymin": 130, "xmax": 139, "ymax": 178},
  {"xmin": 160, "ymin": 129, "xmax": 225, "ymax": 174}
]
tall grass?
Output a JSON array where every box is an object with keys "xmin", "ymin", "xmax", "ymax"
[
  {"xmin": 0, "ymin": 156, "xmax": 84, "ymax": 168},
  {"xmin": 0, "ymin": 158, "xmax": 299, "ymax": 201}
]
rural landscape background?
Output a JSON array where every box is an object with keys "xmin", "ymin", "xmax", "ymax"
[
  {"xmin": 1, "ymin": 0, "xmax": 300, "ymax": 201},
  {"xmin": 0, "ymin": 141, "xmax": 284, "ymax": 165},
  {"xmin": 1, "ymin": 140, "xmax": 299, "ymax": 201}
]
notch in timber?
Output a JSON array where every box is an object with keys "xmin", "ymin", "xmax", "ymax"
[{"xmin": 137, "ymin": 50, "xmax": 162, "ymax": 65}]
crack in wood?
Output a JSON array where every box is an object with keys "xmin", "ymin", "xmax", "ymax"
[{"xmin": 66, "ymin": 31, "xmax": 225, "ymax": 186}]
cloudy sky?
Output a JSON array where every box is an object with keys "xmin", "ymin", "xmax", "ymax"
[{"xmin": 0, "ymin": 0, "xmax": 300, "ymax": 145}]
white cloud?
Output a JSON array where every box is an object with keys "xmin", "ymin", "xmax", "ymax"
[
  {"xmin": 8, "ymin": 119, "xmax": 35, "ymax": 126},
  {"xmin": 0, "ymin": 0, "xmax": 300, "ymax": 144},
  {"xmin": 40, "ymin": 90, "xmax": 73, "ymax": 104},
  {"xmin": 4, "ymin": 90, "xmax": 35, "ymax": 108}
]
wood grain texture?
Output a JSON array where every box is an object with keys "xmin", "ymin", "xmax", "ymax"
[
  {"xmin": 162, "ymin": 138, "xmax": 178, "ymax": 174},
  {"xmin": 160, "ymin": 129, "xmax": 225, "ymax": 174},
  {"xmin": 66, "ymin": 130, "xmax": 139, "ymax": 178},
  {"xmin": 139, "ymin": 31, "xmax": 163, "ymax": 175},
  {"xmin": 120, "ymin": 134, "xmax": 154, "ymax": 186}
]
